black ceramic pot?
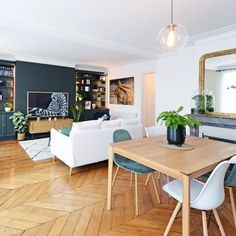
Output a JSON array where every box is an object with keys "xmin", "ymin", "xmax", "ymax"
[{"xmin": 167, "ymin": 125, "xmax": 186, "ymax": 146}]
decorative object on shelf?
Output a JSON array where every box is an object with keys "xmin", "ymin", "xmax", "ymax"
[
  {"xmin": 0, "ymin": 80, "xmax": 3, "ymax": 86},
  {"xmin": 156, "ymin": 106, "xmax": 201, "ymax": 146},
  {"xmin": 110, "ymin": 77, "xmax": 134, "ymax": 105},
  {"xmin": 205, "ymin": 90, "xmax": 215, "ymax": 112},
  {"xmin": 9, "ymin": 111, "xmax": 31, "ymax": 141},
  {"xmin": 85, "ymin": 86, "xmax": 90, "ymax": 92},
  {"xmin": 92, "ymin": 103, "xmax": 96, "ymax": 109},
  {"xmin": 0, "ymin": 91, "xmax": 2, "ymax": 101},
  {"xmin": 4, "ymin": 102, "xmax": 13, "ymax": 112},
  {"xmin": 191, "ymin": 90, "xmax": 206, "ymax": 114},
  {"xmin": 6, "ymin": 80, "xmax": 13, "ymax": 88},
  {"xmin": 156, "ymin": 0, "xmax": 188, "ymax": 52},
  {"xmin": 85, "ymin": 100, "xmax": 91, "ymax": 110}
]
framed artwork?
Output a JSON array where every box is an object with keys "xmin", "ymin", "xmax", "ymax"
[{"xmin": 110, "ymin": 77, "xmax": 134, "ymax": 105}]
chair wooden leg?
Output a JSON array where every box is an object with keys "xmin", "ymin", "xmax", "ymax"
[
  {"xmin": 53, "ymin": 155, "xmax": 56, "ymax": 164},
  {"xmin": 112, "ymin": 166, "xmax": 120, "ymax": 187},
  {"xmin": 213, "ymin": 209, "xmax": 226, "ymax": 236},
  {"xmin": 228, "ymin": 187, "xmax": 236, "ymax": 229},
  {"xmin": 164, "ymin": 202, "xmax": 181, "ymax": 236},
  {"xmin": 130, "ymin": 172, "xmax": 133, "ymax": 187},
  {"xmin": 145, "ymin": 173, "xmax": 151, "ymax": 186},
  {"xmin": 202, "ymin": 211, "xmax": 208, "ymax": 236},
  {"xmin": 69, "ymin": 167, "xmax": 73, "ymax": 176},
  {"xmin": 151, "ymin": 173, "xmax": 160, "ymax": 204},
  {"xmin": 158, "ymin": 171, "xmax": 161, "ymax": 179},
  {"xmin": 134, "ymin": 173, "xmax": 138, "ymax": 216}
]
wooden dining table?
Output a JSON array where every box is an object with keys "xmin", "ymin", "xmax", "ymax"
[{"xmin": 107, "ymin": 135, "xmax": 236, "ymax": 235}]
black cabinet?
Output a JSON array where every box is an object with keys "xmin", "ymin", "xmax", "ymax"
[
  {"xmin": 0, "ymin": 112, "xmax": 15, "ymax": 140},
  {"xmin": 80, "ymin": 109, "xmax": 110, "ymax": 121}
]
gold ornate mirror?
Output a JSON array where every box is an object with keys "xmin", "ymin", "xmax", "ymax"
[{"xmin": 199, "ymin": 48, "xmax": 236, "ymax": 117}]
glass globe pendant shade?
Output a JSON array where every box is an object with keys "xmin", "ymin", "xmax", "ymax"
[{"xmin": 156, "ymin": 23, "xmax": 188, "ymax": 53}]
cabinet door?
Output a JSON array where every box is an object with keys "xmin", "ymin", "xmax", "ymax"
[
  {"xmin": 0, "ymin": 114, "xmax": 5, "ymax": 138},
  {"xmin": 5, "ymin": 113, "xmax": 15, "ymax": 137}
]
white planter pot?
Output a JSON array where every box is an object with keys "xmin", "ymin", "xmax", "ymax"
[{"xmin": 5, "ymin": 107, "xmax": 11, "ymax": 112}]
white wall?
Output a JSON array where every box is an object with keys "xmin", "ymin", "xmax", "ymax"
[
  {"xmin": 108, "ymin": 32, "xmax": 236, "ymax": 136},
  {"xmin": 108, "ymin": 60, "xmax": 156, "ymax": 117}
]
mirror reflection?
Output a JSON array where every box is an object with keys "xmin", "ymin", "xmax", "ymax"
[{"xmin": 205, "ymin": 53, "xmax": 236, "ymax": 114}]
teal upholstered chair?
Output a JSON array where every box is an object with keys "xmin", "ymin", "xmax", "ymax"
[
  {"xmin": 112, "ymin": 129, "xmax": 160, "ymax": 216},
  {"xmin": 202, "ymin": 164, "xmax": 236, "ymax": 228}
]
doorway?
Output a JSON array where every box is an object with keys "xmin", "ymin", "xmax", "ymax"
[{"xmin": 141, "ymin": 73, "xmax": 156, "ymax": 128}]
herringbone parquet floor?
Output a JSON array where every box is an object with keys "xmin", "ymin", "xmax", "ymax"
[{"xmin": 0, "ymin": 140, "xmax": 236, "ymax": 235}]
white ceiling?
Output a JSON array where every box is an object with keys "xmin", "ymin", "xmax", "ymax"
[{"xmin": 0, "ymin": 0, "xmax": 236, "ymax": 67}]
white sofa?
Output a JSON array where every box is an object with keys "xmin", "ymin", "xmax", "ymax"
[{"xmin": 50, "ymin": 118, "xmax": 143, "ymax": 175}]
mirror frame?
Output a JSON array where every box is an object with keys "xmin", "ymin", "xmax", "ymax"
[{"xmin": 199, "ymin": 48, "xmax": 236, "ymax": 117}]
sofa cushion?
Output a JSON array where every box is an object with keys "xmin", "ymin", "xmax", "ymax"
[
  {"xmin": 60, "ymin": 127, "xmax": 71, "ymax": 136},
  {"xmin": 101, "ymin": 119, "xmax": 121, "ymax": 129},
  {"xmin": 120, "ymin": 118, "xmax": 139, "ymax": 126},
  {"xmin": 73, "ymin": 119, "xmax": 102, "ymax": 130}
]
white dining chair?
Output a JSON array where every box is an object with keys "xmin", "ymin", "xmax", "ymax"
[
  {"xmin": 145, "ymin": 126, "xmax": 159, "ymax": 138},
  {"xmin": 145, "ymin": 126, "xmax": 169, "ymax": 183},
  {"xmin": 162, "ymin": 156, "xmax": 236, "ymax": 236}
]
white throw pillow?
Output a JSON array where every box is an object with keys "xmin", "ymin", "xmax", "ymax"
[
  {"xmin": 120, "ymin": 118, "xmax": 139, "ymax": 126},
  {"xmin": 101, "ymin": 119, "xmax": 121, "ymax": 129},
  {"xmin": 73, "ymin": 119, "xmax": 102, "ymax": 130}
]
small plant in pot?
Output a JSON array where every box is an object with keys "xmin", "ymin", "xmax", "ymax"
[
  {"xmin": 156, "ymin": 106, "xmax": 201, "ymax": 146},
  {"xmin": 9, "ymin": 111, "xmax": 31, "ymax": 141},
  {"xmin": 4, "ymin": 102, "xmax": 13, "ymax": 112}
]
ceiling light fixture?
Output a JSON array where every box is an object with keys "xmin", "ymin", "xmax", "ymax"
[{"xmin": 156, "ymin": 0, "xmax": 188, "ymax": 52}]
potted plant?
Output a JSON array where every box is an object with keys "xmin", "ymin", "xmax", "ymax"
[
  {"xmin": 191, "ymin": 92, "xmax": 206, "ymax": 114},
  {"xmin": 156, "ymin": 106, "xmax": 201, "ymax": 146},
  {"xmin": 9, "ymin": 111, "xmax": 31, "ymax": 140},
  {"xmin": 4, "ymin": 102, "xmax": 13, "ymax": 112},
  {"xmin": 205, "ymin": 91, "xmax": 215, "ymax": 112},
  {"xmin": 70, "ymin": 104, "xmax": 83, "ymax": 122}
]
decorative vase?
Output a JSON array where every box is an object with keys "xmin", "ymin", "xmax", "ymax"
[
  {"xmin": 167, "ymin": 125, "xmax": 186, "ymax": 146},
  {"xmin": 17, "ymin": 133, "xmax": 25, "ymax": 141}
]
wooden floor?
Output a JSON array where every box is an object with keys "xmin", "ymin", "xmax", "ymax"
[{"xmin": 0, "ymin": 141, "xmax": 236, "ymax": 236}]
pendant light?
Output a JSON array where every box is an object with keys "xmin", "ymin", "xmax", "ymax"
[{"xmin": 156, "ymin": 0, "xmax": 188, "ymax": 52}]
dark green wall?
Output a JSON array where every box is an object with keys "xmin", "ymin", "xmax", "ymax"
[{"xmin": 15, "ymin": 61, "xmax": 75, "ymax": 113}]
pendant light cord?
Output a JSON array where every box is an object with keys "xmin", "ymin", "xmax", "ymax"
[{"xmin": 171, "ymin": 0, "xmax": 174, "ymax": 24}]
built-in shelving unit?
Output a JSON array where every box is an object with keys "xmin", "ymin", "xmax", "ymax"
[
  {"xmin": 0, "ymin": 62, "xmax": 15, "ymax": 112},
  {"xmin": 75, "ymin": 70, "xmax": 107, "ymax": 110}
]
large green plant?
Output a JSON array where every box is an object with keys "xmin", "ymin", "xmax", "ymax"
[
  {"xmin": 9, "ymin": 111, "xmax": 31, "ymax": 133},
  {"xmin": 156, "ymin": 106, "xmax": 201, "ymax": 129},
  {"xmin": 70, "ymin": 104, "xmax": 83, "ymax": 122}
]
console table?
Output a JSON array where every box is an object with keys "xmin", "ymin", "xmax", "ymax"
[
  {"xmin": 29, "ymin": 118, "xmax": 73, "ymax": 134},
  {"xmin": 190, "ymin": 114, "xmax": 236, "ymax": 140}
]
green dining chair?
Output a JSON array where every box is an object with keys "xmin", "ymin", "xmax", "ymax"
[
  {"xmin": 112, "ymin": 129, "xmax": 160, "ymax": 216},
  {"xmin": 202, "ymin": 164, "xmax": 236, "ymax": 228}
]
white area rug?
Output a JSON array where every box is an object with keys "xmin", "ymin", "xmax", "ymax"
[{"xmin": 19, "ymin": 138, "xmax": 53, "ymax": 161}]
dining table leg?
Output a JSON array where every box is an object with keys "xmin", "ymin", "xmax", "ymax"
[
  {"xmin": 107, "ymin": 146, "xmax": 114, "ymax": 210},
  {"xmin": 182, "ymin": 174, "xmax": 190, "ymax": 236}
]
